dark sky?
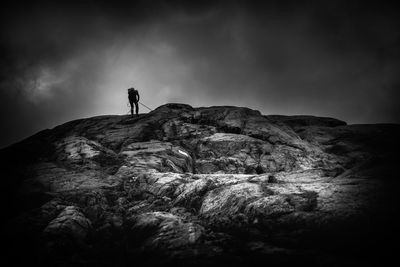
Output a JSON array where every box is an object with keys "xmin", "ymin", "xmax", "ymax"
[{"xmin": 1, "ymin": 0, "xmax": 399, "ymax": 148}]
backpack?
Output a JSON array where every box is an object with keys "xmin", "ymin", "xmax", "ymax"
[{"xmin": 128, "ymin": 88, "xmax": 136, "ymax": 96}]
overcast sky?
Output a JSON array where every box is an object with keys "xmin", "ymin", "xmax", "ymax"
[{"xmin": 1, "ymin": 0, "xmax": 399, "ymax": 148}]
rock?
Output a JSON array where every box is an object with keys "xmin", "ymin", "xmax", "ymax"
[
  {"xmin": 19, "ymin": 162, "xmax": 119, "ymax": 193},
  {"xmin": 126, "ymin": 172, "xmax": 193, "ymax": 200},
  {"xmin": 267, "ymin": 174, "xmax": 277, "ymax": 183},
  {"xmin": 54, "ymin": 136, "xmax": 122, "ymax": 173},
  {"xmin": 129, "ymin": 211, "xmax": 203, "ymax": 249},
  {"xmin": 1, "ymin": 103, "xmax": 398, "ymax": 266},
  {"xmin": 200, "ymin": 182, "xmax": 264, "ymax": 227},
  {"xmin": 120, "ymin": 140, "xmax": 193, "ymax": 173},
  {"xmin": 246, "ymin": 195, "xmax": 295, "ymax": 218},
  {"xmin": 265, "ymin": 115, "xmax": 347, "ymax": 130},
  {"xmin": 195, "ymin": 132, "xmax": 315, "ymax": 174},
  {"xmin": 43, "ymin": 206, "xmax": 92, "ymax": 243}
]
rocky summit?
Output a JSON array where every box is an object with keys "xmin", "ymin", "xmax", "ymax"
[{"xmin": 1, "ymin": 103, "xmax": 399, "ymax": 266}]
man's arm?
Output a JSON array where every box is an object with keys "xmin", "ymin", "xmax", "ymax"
[{"xmin": 136, "ymin": 91, "xmax": 140, "ymax": 102}]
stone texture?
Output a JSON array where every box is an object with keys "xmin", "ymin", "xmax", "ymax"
[
  {"xmin": 1, "ymin": 103, "xmax": 398, "ymax": 266},
  {"xmin": 129, "ymin": 211, "xmax": 203, "ymax": 249},
  {"xmin": 43, "ymin": 206, "xmax": 92, "ymax": 243}
]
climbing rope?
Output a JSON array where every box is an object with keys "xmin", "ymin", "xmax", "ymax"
[
  {"xmin": 139, "ymin": 101, "xmax": 153, "ymax": 111},
  {"xmin": 126, "ymin": 101, "xmax": 153, "ymax": 114}
]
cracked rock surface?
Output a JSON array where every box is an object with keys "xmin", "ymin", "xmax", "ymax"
[{"xmin": 1, "ymin": 103, "xmax": 399, "ymax": 266}]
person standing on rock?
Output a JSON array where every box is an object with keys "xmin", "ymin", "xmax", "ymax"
[{"xmin": 128, "ymin": 87, "xmax": 140, "ymax": 116}]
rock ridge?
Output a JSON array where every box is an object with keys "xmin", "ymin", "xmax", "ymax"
[{"xmin": 1, "ymin": 103, "xmax": 399, "ymax": 266}]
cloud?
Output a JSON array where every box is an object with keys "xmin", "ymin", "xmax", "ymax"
[{"xmin": 1, "ymin": 0, "xmax": 399, "ymax": 148}]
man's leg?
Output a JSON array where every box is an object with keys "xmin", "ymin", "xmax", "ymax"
[
  {"xmin": 135, "ymin": 102, "xmax": 139, "ymax": 115},
  {"xmin": 129, "ymin": 100, "xmax": 134, "ymax": 116}
]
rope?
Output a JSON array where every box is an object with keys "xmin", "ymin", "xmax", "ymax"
[
  {"xmin": 139, "ymin": 101, "xmax": 153, "ymax": 111},
  {"xmin": 126, "ymin": 101, "xmax": 153, "ymax": 114}
]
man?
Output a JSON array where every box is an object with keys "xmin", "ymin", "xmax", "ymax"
[{"xmin": 128, "ymin": 87, "xmax": 140, "ymax": 116}]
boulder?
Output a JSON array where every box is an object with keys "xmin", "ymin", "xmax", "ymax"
[
  {"xmin": 1, "ymin": 103, "xmax": 398, "ymax": 266},
  {"xmin": 43, "ymin": 206, "xmax": 92, "ymax": 245}
]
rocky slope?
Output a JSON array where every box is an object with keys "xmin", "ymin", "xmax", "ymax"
[{"xmin": 1, "ymin": 103, "xmax": 399, "ymax": 266}]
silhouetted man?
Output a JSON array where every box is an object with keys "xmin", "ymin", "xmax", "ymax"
[{"xmin": 128, "ymin": 87, "xmax": 140, "ymax": 116}]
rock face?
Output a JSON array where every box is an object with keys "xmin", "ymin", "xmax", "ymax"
[
  {"xmin": 43, "ymin": 206, "xmax": 92, "ymax": 251},
  {"xmin": 1, "ymin": 103, "xmax": 399, "ymax": 266}
]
